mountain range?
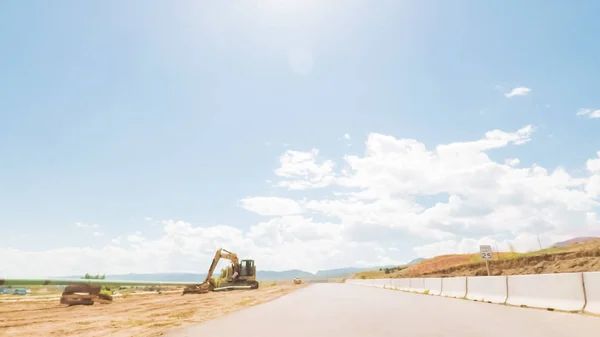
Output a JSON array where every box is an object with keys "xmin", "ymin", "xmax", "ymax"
[
  {"xmin": 552, "ymin": 237, "xmax": 598, "ymax": 247},
  {"xmin": 68, "ymin": 258, "xmax": 426, "ymax": 282}
]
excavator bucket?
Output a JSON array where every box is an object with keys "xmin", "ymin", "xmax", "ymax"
[
  {"xmin": 60, "ymin": 284, "xmax": 113, "ymax": 306},
  {"xmin": 182, "ymin": 280, "xmax": 214, "ymax": 295}
]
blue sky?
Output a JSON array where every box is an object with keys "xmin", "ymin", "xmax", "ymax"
[{"xmin": 1, "ymin": 1, "xmax": 600, "ymax": 276}]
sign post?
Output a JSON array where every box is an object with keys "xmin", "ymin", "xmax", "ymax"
[{"xmin": 479, "ymin": 245, "xmax": 493, "ymax": 276}]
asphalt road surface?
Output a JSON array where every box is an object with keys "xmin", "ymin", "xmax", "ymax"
[{"xmin": 166, "ymin": 283, "xmax": 600, "ymax": 337}]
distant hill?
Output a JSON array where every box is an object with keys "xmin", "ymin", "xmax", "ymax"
[
  {"xmin": 315, "ymin": 267, "xmax": 375, "ymax": 278},
  {"xmin": 61, "ymin": 264, "xmax": 409, "ymax": 283},
  {"xmin": 104, "ymin": 273, "xmax": 206, "ymax": 283},
  {"xmin": 103, "ymin": 271, "xmax": 312, "ymax": 282},
  {"xmin": 257, "ymin": 269, "xmax": 314, "ymax": 280},
  {"xmin": 552, "ymin": 237, "xmax": 598, "ymax": 247},
  {"xmin": 313, "ymin": 259, "xmax": 425, "ymax": 278},
  {"xmin": 407, "ymin": 258, "xmax": 426, "ymax": 265}
]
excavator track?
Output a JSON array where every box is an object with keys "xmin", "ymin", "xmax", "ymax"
[
  {"xmin": 248, "ymin": 280, "xmax": 259, "ymax": 289},
  {"xmin": 213, "ymin": 280, "xmax": 259, "ymax": 290}
]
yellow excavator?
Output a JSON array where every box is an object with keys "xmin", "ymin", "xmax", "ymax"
[{"xmin": 183, "ymin": 248, "xmax": 259, "ymax": 294}]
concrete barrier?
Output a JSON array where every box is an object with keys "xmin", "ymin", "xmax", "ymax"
[
  {"xmin": 373, "ymin": 279, "xmax": 384, "ymax": 288},
  {"xmin": 373, "ymin": 279, "xmax": 391, "ymax": 289},
  {"xmin": 506, "ymin": 272, "xmax": 585, "ymax": 312},
  {"xmin": 383, "ymin": 278, "xmax": 393, "ymax": 289},
  {"xmin": 441, "ymin": 277, "xmax": 467, "ymax": 298},
  {"xmin": 409, "ymin": 278, "xmax": 427, "ymax": 293},
  {"xmin": 423, "ymin": 278, "xmax": 443, "ymax": 295},
  {"xmin": 397, "ymin": 278, "xmax": 410, "ymax": 291},
  {"xmin": 466, "ymin": 276, "xmax": 507, "ymax": 304},
  {"xmin": 583, "ymin": 272, "xmax": 600, "ymax": 315},
  {"xmin": 390, "ymin": 278, "xmax": 401, "ymax": 290}
]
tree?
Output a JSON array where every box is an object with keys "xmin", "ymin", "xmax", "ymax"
[
  {"xmin": 508, "ymin": 243, "xmax": 517, "ymax": 258},
  {"xmin": 82, "ymin": 273, "xmax": 106, "ymax": 279}
]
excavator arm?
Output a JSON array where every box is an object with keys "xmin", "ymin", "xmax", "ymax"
[{"xmin": 204, "ymin": 248, "xmax": 239, "ymax": 282}]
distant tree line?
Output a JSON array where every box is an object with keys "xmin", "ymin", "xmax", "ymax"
[
  {"xmin": 379, "ymin": 266, "xmax": 408, "ymax": 274},
  {"xmin": 82, "ymin": 273, "xmax": 106, "ymax": 279}
]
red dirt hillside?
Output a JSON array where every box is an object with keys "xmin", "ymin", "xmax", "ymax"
[{"xmin": 353, "ymin": 237, "xmax": 600, "ymax": 279}]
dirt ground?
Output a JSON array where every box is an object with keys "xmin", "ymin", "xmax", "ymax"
[
  {"xmin": 354, "ymin": 238, "xmax": 600, "ymax": 279},
  {"xmin": 0, "ymin": 283, "xmax": 306, "ymax": 337},
  {"xmin": 407, "ymin": 248, "xmax": 600, "ymax": 278}
]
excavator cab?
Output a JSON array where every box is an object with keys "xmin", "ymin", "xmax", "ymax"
[{"xmin": 239, "ymin": 259, "xmax": 256, "ymax": 278}]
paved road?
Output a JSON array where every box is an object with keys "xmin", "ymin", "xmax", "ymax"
[{"xmin": 166, "ymin": 283, "xmax": 600, "ymax": 337}]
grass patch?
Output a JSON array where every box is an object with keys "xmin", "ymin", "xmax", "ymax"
[
  {"xmin": 270, "ymin": 282, "xmax": 277, "ymax": 286},
  {"xmin": 423, "ymin": 289, "xmax": 430, "ymax": 295},
  {"xmin": 151, "ymin": 322, "xmax": 181, "ymax": 328},
  {"xmin": 112, "ymin": 318, "xmax": 150, "ymax": 328},
  {"xmin": 168, "ymin": 310, "xmax": 195, "ymax": 319},
  {"xmin": 236, "ymin": 299, "xmax": 253, "ymax": 306},
  {"xmin": 99, "ymin": 289, "xmax": 113, "ymax": 301}
]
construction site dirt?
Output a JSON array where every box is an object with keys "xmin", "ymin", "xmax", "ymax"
[
  {"xmin": 405, "ymin": 249, "xmax": 600, "ymax": 278},
  {"xmin": 354, "ymin": 238, "xmax": 600, "ymax": 279},
  {"xmin": 0, "ymin": 283, "xmax": 306, "ymax": 337}
]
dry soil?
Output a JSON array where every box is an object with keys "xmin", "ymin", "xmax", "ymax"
[
  {"xmin": 355, "ymin": 238, "xmax": 600, "ymax": 279},
  {"xmin": 0, "ymin": 283, "xmax": 305, "ymax": 337}
]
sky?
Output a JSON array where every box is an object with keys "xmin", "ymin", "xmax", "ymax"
[{"xmin": 1, "ymin": 0, "xmax": 600, "ymax": 277}]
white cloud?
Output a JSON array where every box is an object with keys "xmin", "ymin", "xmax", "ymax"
[
  {"xmin": 587, "ymin": 152, "xmax": 600, "ymax": 197},
  {"xmin": 587, "ymin": 176, "xmax": 600, "ymax": 197},
  {"xmin": 127, "ymin": 232, "xmax": 145, "ymax": 243},
  {"xmin": 240, "ymin": 197, "xmax": 304, "ymax": 216},
  {"xmin": 587, "ymin": 152, "xmax": 600, "ymax": 173},
  {"xmin": 577, "ymin": 108, "xmax": 600, "ymax": 119},
  {"xmin": 93, "ymin": 232, "xmax": 104, "ymax": 237},
  {"xmin": 275, "ymin": 149, "xmax": 335, "ymax": 190},
  {"xmin": 3, "ymin": 125, "xmax": 600, "ymax": 277},
  {"xmin": 505, "ymin": 158, "xmax": 520, "ymax": 167},
  {"xmin": 413, "ymin": 230, "xmax": 589, "ymax": 259},
  {"xmin": 505, "ymin": 87, "xmax": 531, "ymax": 98},
  {"xmin": 144, "ymin": 217, "xmax": 153, "ymax": 221},
  {"xmin": 75, "ymin": 222, "xmax": 99, "ymax": 229},
  {"xmin": 343, "ymin": 133, "xmax": 351, "ymax": 140}
]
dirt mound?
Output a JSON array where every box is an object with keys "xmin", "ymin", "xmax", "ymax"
[
  {"xmin": 401, "ymin": 249, "xmax": 600, "ymax": 277},
  {"xmin": 353, "ymin": 238, "xmax": 600, "ymax": 279},
  {"xmin": 394, "ymin": 238, "xmax": 600, "ymax": 278},
  {"xmin": 399, "ymin": 254, "xmax": 473, "ymax": 276}
]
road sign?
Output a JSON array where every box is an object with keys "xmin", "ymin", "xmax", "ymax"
[{"xmin": 479, "ymin": 245, "xmax": 493, "ymax": 260}]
